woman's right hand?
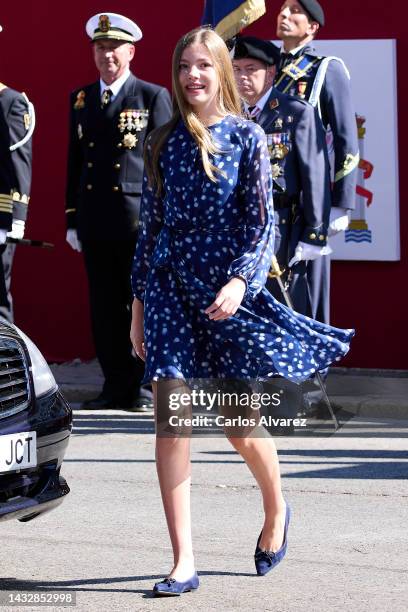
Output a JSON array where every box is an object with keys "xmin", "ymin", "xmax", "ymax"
[{"xmin": 130, "ymin": 298, "xmax": 146, "ymax": 361}]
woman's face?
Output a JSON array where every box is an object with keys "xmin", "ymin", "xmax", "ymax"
[{"xmin": 178, "ymin": 42, "xmax": 220, "ymax": 114}]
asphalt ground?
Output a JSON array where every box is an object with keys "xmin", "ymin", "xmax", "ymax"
[{"xmin": 0, "ymin": 400, "xmax": 407, "ymax": 612}]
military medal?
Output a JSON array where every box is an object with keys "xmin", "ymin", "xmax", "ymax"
[
  {"xmin": 118, "ymin": 109, "xmax": 149, "ymax": 133},
  {"xmin": 272, "ymin": 163, "xmax": 283, "ymax": 179},
  {"xmin": 77, "ymin": 123, "xmax": 83, "ymax": 140},
  {"xmin": 266, "ymin": 134, "xmax": 274, "ymax": 158},
  {"xmin": 118, "ymin": 108, "xmax": 149, "ymax": 149},
  {"xmin": 273, "ymin": 145, "xmax": 289, "ymax": 159},
  {"xmin": 297, "ymin": 81, "xmax": 307, "ymax": 99},
  {"xmin": 123, "ymin": 133, "xmax": 138, "ymax": 149},
  {"xmin": 74, "ymin": 90, "xmax": 86, "ymax": 110},
  {"xmin": 267, "ymin": 133, "xmax": 289, "ymax": 160}
]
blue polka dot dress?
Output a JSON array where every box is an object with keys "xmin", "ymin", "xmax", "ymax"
[{"xmin": 131, "ymin": 115, "xmax": 354, "ymax": 385}]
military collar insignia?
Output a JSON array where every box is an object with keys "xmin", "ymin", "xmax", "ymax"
[
  {"xmin": 23, "ymin": 113, "xmax": 31, "ymax": 130},
  {"xmin": 99, "ymin": 15, "xmax": 111, "ymax": 33},
  {"xmin": 74, "ymin": 90, "xmax": 86, "ymax": 110},
  {"xmin": 269, "ymin": 98, "xmax": 279, "ymax": 110}
]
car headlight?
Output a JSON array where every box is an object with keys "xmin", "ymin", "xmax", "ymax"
[{"xmin": 14, "ymin": 326, "xmax": 58, "ymax": 398}]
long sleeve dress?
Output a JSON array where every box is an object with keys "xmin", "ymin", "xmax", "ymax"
[{"xmin": 131, "ymin": 115, "xmax": 354, "ymax": 385}]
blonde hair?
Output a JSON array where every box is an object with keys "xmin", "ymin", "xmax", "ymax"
[{"xmin": 144, "ymin": 26, "xmax": 243, "ymax": 194}]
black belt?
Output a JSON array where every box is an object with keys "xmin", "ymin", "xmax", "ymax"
[{"xmin": 273, "ymin": 193, "xmax": 299, "ymax": 210}]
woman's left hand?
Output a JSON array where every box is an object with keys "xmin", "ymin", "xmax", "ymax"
[{"xmin": 204, "ymin": 277, "xmax": 246, "ymax": 321}]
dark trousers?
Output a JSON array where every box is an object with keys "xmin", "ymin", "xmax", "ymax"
[
  {"xmin": 287, "ymin": 255, "xmax": 330, "ymax": 324},
  {"xmin": 267, "ymin": 213, "xmax": 330, "ymax": 325},
  {"xmin": 82, "ymin": 237, "xmax": 145, "ymax": 402},
  {"xmin": 0, "ymin": 243, "xmax": 16, "ymax": 323},
  {"xmin": 267, "ymin": 219, "xmax": 331, "ymax": 409}
]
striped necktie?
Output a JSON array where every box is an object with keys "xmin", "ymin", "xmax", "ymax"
[
  {"xmin": 247, "ymin": 105, "xmax": 260, "ymax": 122},
  {"xmin": 101, "ymin": 88, "xmax": 112, "ymax": 108}
]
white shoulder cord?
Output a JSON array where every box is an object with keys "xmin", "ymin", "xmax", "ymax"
[
  {"xmin": 9, "ymin": 92, "xmax": 36, "ymax": 151},
  {"xmin": 308, "ymin": 56, "xmax": 351, "ymax": 118}
]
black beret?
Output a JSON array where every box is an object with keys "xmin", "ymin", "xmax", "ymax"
[
  {"xmin": 298, "ymin": 0, "xmax": 325, "ymax": 26},
  {"xmin": 231, "ymin": 36, "xmax": 280, "ymax": 66}
]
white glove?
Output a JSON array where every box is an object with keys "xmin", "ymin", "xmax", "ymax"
[
  {"xmin": 0, "ymin": 229, "xmax": 7, "ymax": 245},
  {"xmin": 7, "ymin": 219, "xmax": 25, "ymax": 240},
  {"xmin": 66, "ymin": 229, "xmax": 82, "ymax": 252},
  {"xmin": 288, "ymin": 241, "xmax": 332, "ymax": 267},
  {"xmin": 329, "ymin": 208, "xmax": 350, "ymax": 237}
]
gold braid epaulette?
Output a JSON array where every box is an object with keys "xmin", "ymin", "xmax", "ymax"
[{"xmin": 334, "ymin": 153, "xmax": 360, "ymax": 182}]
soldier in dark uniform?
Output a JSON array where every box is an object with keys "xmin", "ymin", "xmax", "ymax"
[
  {"xmin": 232, "ymin": 36, "xmax": 333, "ymax": 427},
  {"xmin": 0, "ymin": 106, "xmax": 14, "ymax": 245},
  {"xmin": 232, "ymin": 36, "xmax": 332, "ymax": 316},
  {"xmin": 274, "ymin": 0, "xmax": 359, "ymax": 325},
  {"xmin": 0, "ymin": 23, "xmax": 34, "ymax": 322},
  {"xmin": 65, "ymin": 12, "xmax": 172, "ymax": 411}
]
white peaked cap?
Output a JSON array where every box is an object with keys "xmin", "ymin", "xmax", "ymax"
[{"xmin": 86, "ymin": 12, "xmax": 142, "ymax": 43}]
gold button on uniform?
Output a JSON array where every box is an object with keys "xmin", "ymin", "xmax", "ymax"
[
  {"xmin": 87, "ymin": 184, "xmax": 93, "ymax": 190},
  {"xmin": 87, "ymin": 162, "xmax": 93, "ymax": 168},
  {"xmin": 112, "ymin": 186, "xmax": 119, "ymax": 192},
  {"xmin": 319, "ymin": 235, "xmax": 325, "ymax": 241},
  {"xmin": 309, "ymin": 233, "xmax": 316, "ymax": 240},
  {"xmin": 281, "ymin": 219, "xmax": 286, "ymax": 224},
  {"xmin": 88, "ymin": 142, "xmax": 95, "ymax": 147},
  {"xmin": 114, "ymin": 163, "xmax": 121, "ymax": 169}
]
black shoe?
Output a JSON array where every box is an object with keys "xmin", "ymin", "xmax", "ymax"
[
  {"xmin": 119, "ymin": 388, "xmax": 153, "ymax": 413},
  {"xmin": 81, "ymin": 394, "xmax": 117, "ymax": 410}
]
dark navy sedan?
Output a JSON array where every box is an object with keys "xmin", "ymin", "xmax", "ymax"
[{"xmin": 0, "ymin": 320, "xmax": 72, "ymax": 522}]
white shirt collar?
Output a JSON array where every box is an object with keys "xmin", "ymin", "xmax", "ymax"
[
  {"xmin": 280, "ymin": 43, "xmax": 308, "ymax": 56},
  {"xmin": 243, "ymin": 86, "xmax": 273, "ymax": 114},
  {"xmin": 100, "ymin": 68, "xmax": 131, "ymax": 99}
]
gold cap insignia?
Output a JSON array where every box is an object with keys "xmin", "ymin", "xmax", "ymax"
[{"xmin": 99, "ymin": 15, "xmax": 111, "ymax": 33}]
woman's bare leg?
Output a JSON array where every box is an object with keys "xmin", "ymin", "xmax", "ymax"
[
  {"xmin": 227, "ymin": 433, "xmax": 286, "ymax": 552},
  {"xmin": 154, "ymin": 380, "xmax": 195, "ymax": 580}
]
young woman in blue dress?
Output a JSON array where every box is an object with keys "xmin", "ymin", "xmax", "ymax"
[{"xmin": 130, "ymin": 26, "xmax": 353, "ymax": 596}]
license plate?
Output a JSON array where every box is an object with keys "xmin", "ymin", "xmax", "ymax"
[{"xmin": 0, "ymin": 431, "xmax": 37, "ymax": 473}]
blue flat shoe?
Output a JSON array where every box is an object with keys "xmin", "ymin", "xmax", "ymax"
[
  {"xmin": 254, "ymin": 503, "xmax": 291, "ymax": 576},
  {"xmin": 152, "ymin": 572, "xmax": 199, "ymax": 596}
]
